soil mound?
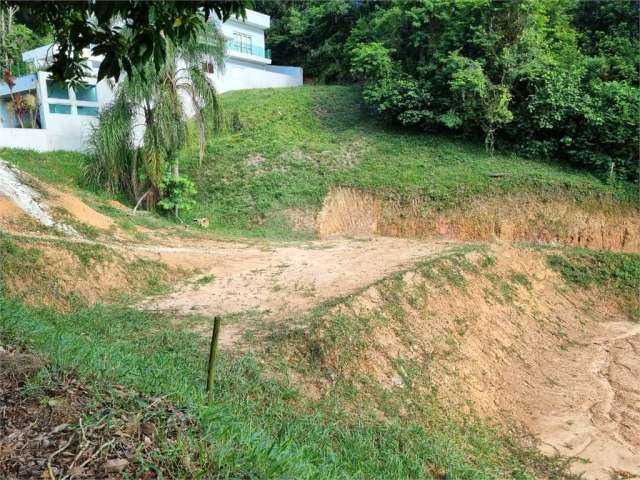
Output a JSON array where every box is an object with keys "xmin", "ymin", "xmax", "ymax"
[
  {"xmin": 0, "ymin": 235, "xmax": 176, "ymax": 310},
  {"xmin": 43, "ymin": 184, "xmax": 115, "ymax": 231},
  {"xmin": 295, "ymin": 245, "xmax": 640, "ymax": 479},
  {"xmin": 317, "ymin": 188, "xmax": 640, "ymax": 252}
]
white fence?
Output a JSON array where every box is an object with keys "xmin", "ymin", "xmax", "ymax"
[{"xmin": 0, "ymin": 128, "xmax": 88, "ymax": 152}]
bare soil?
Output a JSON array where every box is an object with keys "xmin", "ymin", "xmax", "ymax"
[
  {"xmin": 43, "ymin": 184, "xmax": 115, "ymax": 231},
  {"xmin": 1, "ymin": 174, "xmax": 639, "ymax": 477},
  {"xmin": 318, "ymin": 187, "xmax": 640, "ymax": 252},
  {"xmin": 301, "ymin": 245, "xmax": 640, "ymax": 479},
  {"xmin": 0, "ymin": 195, "xmax": 24, "ymax": 222},
  {"xmin": 0, "ymin": 236, "xmax": 178, "ymax": 311}
]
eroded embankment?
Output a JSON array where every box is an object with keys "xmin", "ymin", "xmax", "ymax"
[
  {"xmin": 0, "ymin": 234, "xmax": 176, "ymax": 310},
  {"xmin": 317, "ymin": 188, "xmax": 640, "ymax": 252},
  {"xmin": 289, "ymin": 245, "xmax": 640, "ymax": 479}
]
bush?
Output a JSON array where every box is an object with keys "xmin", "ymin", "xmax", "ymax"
[
  {"xmin": 346, "ymin": 0, "xmax": 639, "ymax": 182},
  {"xmin": 157, "ymin": 174, "xmax": 197, "ymax": 217}
]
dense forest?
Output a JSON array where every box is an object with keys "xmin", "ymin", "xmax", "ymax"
[{"xmin": 257, "ymin": 0, "xmax": 639, "ymax": 182}]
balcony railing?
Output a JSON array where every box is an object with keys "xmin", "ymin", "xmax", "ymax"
[
  {"xmin": 7, "ymin": 60, "xmax": 39, "ymax": 78},
  {"xmin": 226, "ymin": 40, "xmax": 271, "ymax": 60}
]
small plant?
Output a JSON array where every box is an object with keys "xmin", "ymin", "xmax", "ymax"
[
  {"xmin": 227, "ymin": 109, "xmax": 243, "ymax": 133},
  {"xmin": 157, "ymin": 174, "xmax": 197, "ymax": 219},
  {"xmin": 7, "ymin": 92, "xmax": 37, "ymax": 128},
  {"xmin": 196, "ymin": 274, "xmax": 215, "ymax": 285}
]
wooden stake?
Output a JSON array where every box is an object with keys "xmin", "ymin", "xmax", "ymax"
[{"xmin": 206, "ymin": 316, "xmax": 221, "ymax": 404}]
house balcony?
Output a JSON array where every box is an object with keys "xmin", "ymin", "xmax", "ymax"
[
  {"xmin": 225, "ymin": 40, "xmax": 272, "ymax": 64},
  {"xmin": 6, "ymin": 60, "xmax": 39, "ymax": 77}
]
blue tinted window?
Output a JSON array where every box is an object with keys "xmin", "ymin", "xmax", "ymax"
[
  {"xmin": 49, "ymin": 104, "xmax": 71, "ymax": 114},
  {"xmin": 75, "ymin": 85, "xmax": 97, "ymax": 102},
  {"xmin": 77, "ymin": 106, "xmax": 99, "ymax": 116},
  {"xmin": 47, "ymin": 81, "xmax": 69, "ymax": 99}
]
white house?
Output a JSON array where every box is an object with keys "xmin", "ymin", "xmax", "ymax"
[{"xmin": 0, "ymin": 9, "xmax": 302, "ymax": 152}]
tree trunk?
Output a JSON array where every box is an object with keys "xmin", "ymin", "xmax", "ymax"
[{"xmin": 199, "ymin": 121, "xmax": 205, "ymax": 167}]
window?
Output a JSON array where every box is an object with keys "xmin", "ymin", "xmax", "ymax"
[
  {"xmin": 75, "ymin": 85, "xmax": 97, "ymax": 102},
  {"xmin": 202, "ymin": 62, "xmax": 215, "ymax": 74},
  {"xmin": 47, "ymin": 81, "xmax": 69, "ymax": 100},
  {"xmin": 49, "ymin": 104, "xmax": 71, "ymax": 114},
  {"xmin": 77, "ymin": 106, "xmax": 99, "ymax": 116},
  {"xmin": 233, "ymin": 32, "xmax": 252, "ymax": 54}
]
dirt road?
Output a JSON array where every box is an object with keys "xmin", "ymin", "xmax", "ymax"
[{"xmin": 138, "ymin": 236, "xmax": 452, "ymax": 344}]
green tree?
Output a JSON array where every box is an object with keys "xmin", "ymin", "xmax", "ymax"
[
  {"xmin": 256, "ymin": 0, "xmax": 369, "ymax": 82},
  {"xmin": 85, "ymin": 25, "xmax": 223, "ymax": 214},
  {"xmin": 2, "ymin": 0, "xmax": 250, "ymax": 85},
  {"xmin": 347, "ymin": 0, "xmax": 638, "ymax": 181}
]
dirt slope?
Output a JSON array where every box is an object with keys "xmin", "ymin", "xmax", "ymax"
[
  {"xmin": 1, "ymin": 168, "xmax": 639, "ymax": 478},
  {"xmin": 291, "ymin": 245, "xmax": 640, "ymax": 479},
  {"xmin": 318, "ymin": 187, "xmax": 640, "ymax": 252}
]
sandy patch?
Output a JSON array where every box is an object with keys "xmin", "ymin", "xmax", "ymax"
[
  {"xmin": 296, "ymin": 244, "xmax": 640, "ymax": 479},
  {"xmin": 0, "ymin": 195, "xmax": 24, "ymax": 221},
  {"xmin": 140, "ymin": 237, "xmax": 451, "ymax": 345},
  {"xmin": 43, "ymin": 185, "xmax": 115, "ymax": 230}
]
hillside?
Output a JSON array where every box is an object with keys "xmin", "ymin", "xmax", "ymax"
[
  {"xmin": 179, "ymin": 86, "xmax": 637, "ymax": 240},
  {"xmin": 0, "ymin": 85, "xmax": 639, "ymax": 479},
  {"xmin": 2, "ymin": 86, "xmax": 637, "ymax": 244}
]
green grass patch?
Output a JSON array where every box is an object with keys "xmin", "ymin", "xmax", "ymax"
[
  {"xmin": 548, "ymin": 249, "xmax": 640, "ymax": 319},
  {"xmin": 0, "ymin": 148, "xmax": 86, "ymax": 188},
  {"xmin": 178, "ymin": 86, "xmax": 636, "ymax": 239},
  {"xmin": 0, "ymin": 287, "xmax": 574, "ymax": 479}
]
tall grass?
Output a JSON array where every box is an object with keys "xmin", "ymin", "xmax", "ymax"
[{"xmin": 84, "ymin": 94, "xmax": 137, "ymax": 196}]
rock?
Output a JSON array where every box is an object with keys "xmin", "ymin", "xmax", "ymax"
[{"xmin": 104, "ymin": 458, "xmax": 129, "ymax": 473}]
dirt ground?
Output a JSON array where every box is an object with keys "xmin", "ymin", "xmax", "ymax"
[
  {"xmin": 139, "ymin": 236, "xmax": 451, "ymax": 344},
  {"xmin": 318, "ymin": 187, "xmax": 640, "ymax": 252},
  {"xmin": 1, "ymin": 175, "xmax": 639, "ymax": 478},
  {"xmin": 530, "ymin": 321, "xmax": 640, "ymax": 479}
]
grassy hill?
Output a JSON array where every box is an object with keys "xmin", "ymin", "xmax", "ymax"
[
  {"xmin": 178, "ymin": 85, "xmax": 636, "ymax": 238},
  {"xmin": 1, "ymin": 85, "xmax": 636, "ymax": 240},
  {"xmin": 1, "ymin": 86, "xmax": 639, "ymax": 478}
]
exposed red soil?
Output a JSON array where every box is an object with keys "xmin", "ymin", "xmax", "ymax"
[
  {"xmin": 317, "ymin": 188, "xmax": 640, "ymax": 252},
  {"xmin": 294, "ymin": 245, "xmax": 640, "ymax": 479}
]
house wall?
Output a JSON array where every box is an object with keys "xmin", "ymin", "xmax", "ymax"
[
  {"xmin": 0, "ymin": 127, "xmax": 88, "ymax": 151},
  {"xmin": 1, "ymin": 9, "xmax": 301, "ymax": 153},
  {"xmin": 0, "ymin": 71, "xmax": 112, "ymax": 151},
  {"xmin": 36, "ymin": 71, "xmax": 113, "ymax": 130},
  {"xmin": 220, "ymin": 19, "xmax": 267, "ymax": 51},
  {"xmin": 209, "ymin": 59, "xmax": 302, "ymax": 93},
  {"xmin": 0, "ymin": 101, "xmax": 18, "ymax": 128}
]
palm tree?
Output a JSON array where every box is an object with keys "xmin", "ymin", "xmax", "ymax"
[{"xmin": 86, "ymin": 22, "xmax": 224, "ymax": 210}]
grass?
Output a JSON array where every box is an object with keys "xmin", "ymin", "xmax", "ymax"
[
  {"xmin": 0, "ymin": 148, "xmax": 180, "ymax": 235},
  {"xmin": 0, "ymin": 149, "xmax": 85, "ymax": 188},
  {"xmin": 3, "ymin": 86, "xmax": 635, "ymax": 241},
  {"xmin": 177, "ymin": 86, "xmax": 637, "ymax": 239},
  {"xmin": 548, "ymin": 249, "xmax": 640, "ymax": 319},
  {"xmin": 0, "ymin": 292, "xmax": 576, "ymax": 479},
  {"xmin": 0, "ymin": 232, "xmax": 174, "ymax": 309}
]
